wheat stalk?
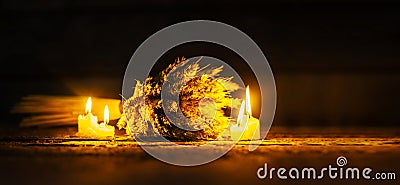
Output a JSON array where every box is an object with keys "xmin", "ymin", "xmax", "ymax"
[{"xmin": 12, "ymin": 95, "xmax": 121, "ymax": 127}]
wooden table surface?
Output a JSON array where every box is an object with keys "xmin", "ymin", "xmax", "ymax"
[{"xmin": 0, "ymin": 126, "xmax": 399, "ymax": 185}]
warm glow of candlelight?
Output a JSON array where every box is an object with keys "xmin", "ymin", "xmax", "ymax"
[
  {"xmin": 78, "ymin": 98, "xmax": 114, "ymax": 137},
  {"xmin": 245, "ymin": 86, "xmax": 252, "ymax": 115},
  {"xmin": 104, "ymin": 105, "xmax": 109, "ymax": 124},
  {"xmin": 237, "ymin": 86, "xmax": 252, "ymax": 126},
  {"xmin": 85, "ymin": 97, "xmax": 92, "ymax": 114},
  {"xmin": 231, "ymin": 86, "xmax": 260, "ymax": 140}
]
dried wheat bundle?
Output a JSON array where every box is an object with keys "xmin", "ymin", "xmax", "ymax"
[
  {"xmin": 13, "ymin": 95, "xmax": 121, "ymax": 127},
  {"xmin": 119, "ymin": 57, "xmax": 241, "ymax": 141}
]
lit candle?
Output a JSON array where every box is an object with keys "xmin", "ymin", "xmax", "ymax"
[
  {"xmin": 98, "ymin": 105, "xmax": 115, "ymax": 137},
  {"xmin": 78, "ymin": 97, "xmax": 99, "ymax": 135},
  {"xmin": 77, "ymin": 97, "xmax": 114, "ymax": 137},
  {"xmin": 230, "ymin": 86, "xmax": 261, "ymax": 140}
]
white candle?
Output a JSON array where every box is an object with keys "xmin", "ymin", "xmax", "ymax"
[
  {"xmin": 230, "ymin": 124, "xmax": 246, "ymax": 141},
  {"xmin": 78, "ymin": 97, "xmax": 99, "ymax": 135},
  {"xmin": 77, "ymin": 97, "xmax": 114, "ymax": 137},
  {"xmin": 98, "ymin": 105, "xmax": 115, "ymax": 137},
  {"xmin": 230, "ymin": 86, "xmax": 261, "ymax": 140}
]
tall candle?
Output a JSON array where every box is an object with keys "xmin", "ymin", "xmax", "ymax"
[
  {"xmin": 230, "ymin": 86, "xmax": 261, "ymax": 140},
  {"xmin": 78, "ymin": 97, "xmax": 99, "ymax": 135}
]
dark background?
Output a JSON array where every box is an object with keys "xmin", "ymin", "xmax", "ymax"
[{"xmin": 1, "ymin": 0, "xmax": 399, "ymax": 127}]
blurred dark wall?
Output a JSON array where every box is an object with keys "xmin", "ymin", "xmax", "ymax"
[{"xmin": 1, "ymin": 0, "xmax": 399, "ymax": 126}]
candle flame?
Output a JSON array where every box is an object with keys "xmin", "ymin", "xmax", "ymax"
[
  {"xmin": 104, "ymin": 105, "xmax": 109, "ymax": 124},
  {"xmin": 237, "ymin": 86, "xmax": 253, "ymax": 126},
  {"xmin": 85, "ymin": 97, "xmax": 92, "ymax": 114},
  {"xmin": 245, "ymin": 86, "xmax": 252, "ymax": 115}
]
